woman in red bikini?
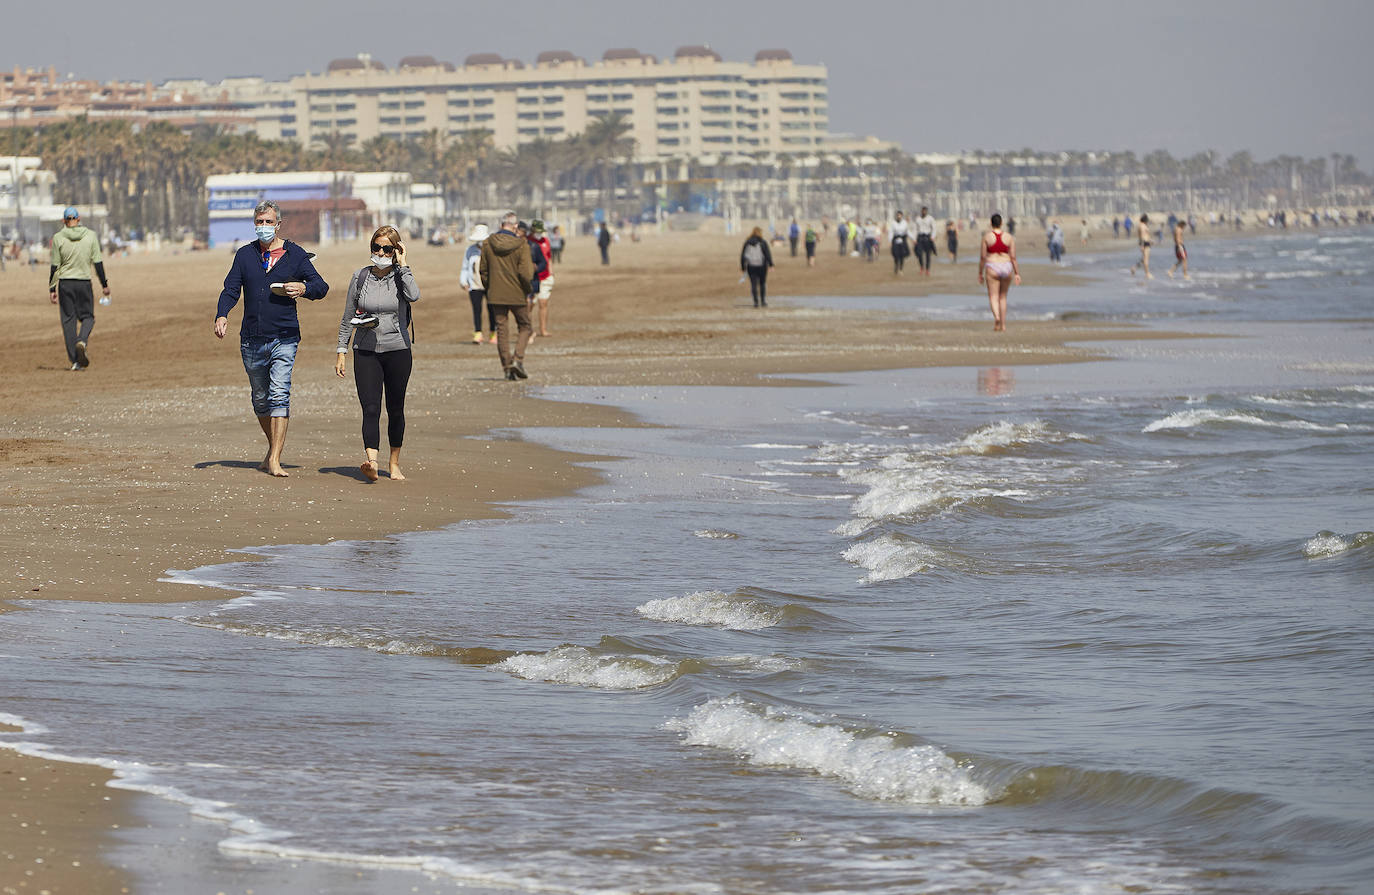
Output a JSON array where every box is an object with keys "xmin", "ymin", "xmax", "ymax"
[{"xmin": 979, "ymin": 213, "xmax": 1020, "ymax": 332}]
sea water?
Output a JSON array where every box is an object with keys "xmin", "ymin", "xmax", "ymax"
[{"xmin": 2, "ymin": 229, "xmax": 1372, "ymax": 894}]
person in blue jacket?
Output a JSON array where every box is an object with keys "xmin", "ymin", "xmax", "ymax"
[{"xmin": 213, "ymin": 200, "xmax": 329, "ymax": 477}]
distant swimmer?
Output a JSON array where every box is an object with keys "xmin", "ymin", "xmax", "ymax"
[
  {"xmin": 979, "ymin": 213, "xmax": 1020, "ymax": 332},
  {"xmin": 1129, "ymin": 214, "xmax": 1153, "ymax": 279},
  {"xmin": 1167, "ymin": 218, "xmax": 1190, "ymax": 279}
]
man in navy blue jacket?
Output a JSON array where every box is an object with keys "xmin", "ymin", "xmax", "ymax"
[{"xmin": 214, "ymin": 200, "xmax": 329, "ymax": 477}]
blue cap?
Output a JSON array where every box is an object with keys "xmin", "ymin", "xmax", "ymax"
[{"xmin": 63, "ymin": 206, "xmax": 80, "ymax": 220}]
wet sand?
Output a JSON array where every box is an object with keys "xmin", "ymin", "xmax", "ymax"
[{"xmin": 0, "ymin": 226, "xmax": 1188, "ymax": 892}]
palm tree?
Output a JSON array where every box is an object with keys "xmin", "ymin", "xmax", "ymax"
[{"xmin": 581, "ymin": 112, "xmax": 634, "ymax": 217}]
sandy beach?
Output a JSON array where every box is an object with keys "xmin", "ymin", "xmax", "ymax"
[{"xmin": 1, "ymin": 225, "xmax": 1190, "ymax": 891}]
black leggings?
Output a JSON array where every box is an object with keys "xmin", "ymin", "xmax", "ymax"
[
  {"xmin": 353, "ymin": 348, "xmax": 412, "ymax": 450},
  {"xmin": 469, "ymin": 289, "xmax": 494, "ymax": 332},
  {"xmin": 746, "ymin": 265, "xmax": 768, "ymax": 306}
]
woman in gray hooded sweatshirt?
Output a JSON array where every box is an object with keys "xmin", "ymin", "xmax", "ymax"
[{"xmin": 336, "ymin": 225, "xmax": 420, "ymax": 482}]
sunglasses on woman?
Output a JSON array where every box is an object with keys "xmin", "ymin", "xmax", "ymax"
[{"xmin": 370, "ymin": 243, "xmax": 396, "ymax": 255}]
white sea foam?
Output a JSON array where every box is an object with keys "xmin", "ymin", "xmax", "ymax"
[
  {"xmin": 496, "ymin": 646, "xmax": 680, "ymax": 689},
  {"xmin": 844, "ymin": 458, "xmax": 1032, "ymax": 521},
  {"xmin": 740, "ymin": 443, "xmax": 810, "ymax": 449},
  {"xmin": 693, "ymin": 529, "xmax": 740, "ymax": 539},
  {"xmin": 842, "ymin": 535, "xmax": 944, "ymax": 582},
  {"xmin": 636, "ymin": 591, "xmax": 784, "ymax": 630},
  {"xmin": 953, "ymin": 419, "xmax": 1084, "ymax": 454},
  {"xmin": 1301, "ymin": 530, "xmax": 1374, "ymax": 559},
  {"xmin": 664, "ymin": 696, "xmax": 990, "ymax": 807},
  {"xmin": 1143, "ymin": 409, "xmax": 1357, "ymax": 433}
]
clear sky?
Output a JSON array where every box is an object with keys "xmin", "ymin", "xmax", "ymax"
[{"xmin": 15, "ymin": 0, "xmax": 1371, "ymax": 168}]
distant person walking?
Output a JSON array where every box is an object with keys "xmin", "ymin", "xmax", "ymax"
[
  {"xmin": 1047, "ymin": 221, "xmax": 1065, "ymax": 263},
  {"xmin": 335, "ymin": 225, "xmax": 419, "ymax": 483},
  {"xmin": 1078, "ymin": 219, "xmax": 1091, "ymax": 246},
  {"xmin": 914, "ymin": 206, "xmax": 938, "ymax": 275},
  {"xmin": 597, "ymin": 221, "xmax": 612, "ymax": 265},
  {"xmin": 979, "ymin": 213, "xmax": 1020, "ymax": 332},
  {"xmin": 946, "ymin": 220, "xmax": 959, "ymax": 263},
  {"xmin": 1113, "ymin": 217, "xmax": 1121, "ymax": 238},
  {"xmin": 804, "ymin": 224, "xmax": 818, "ymax": 267},
  {"xmin": 48, "ymin": 205, "xmax": 109, "ymax": 370},
  {"xmin": 740, "ymin": 226, "xmax": 775, "ymax": 308},
  {"xmin": 213, "ymin": 200, "xmax": 329, "ymax": 477},
  {"xmin": 788, "ymin": 218, "xmax": 800, "ymax": 257},
  {"xmin": 1168, "ymin": 218, "xmax": 1190, "ymax": 279},
  {"xmin": 837, "ymin": 220, "xmax": 849, "ymax": 256},
  {"xmin": 889, "ymin": 211, "xmax": 912, "ymax": 274},
  {"xmin": 480, "ymin": 212, "xmax": 536, "ymax": 380},
  {"xmin": 548, "ymin": 225, "xmax": 565, "ymax": 263},
  {"xmin": 1130, "ymin": 214, "xmax": 1153, "ymax": 279},
  {"xmin": 460, "ymin": 223, "xmax": 493, "ymax": 344},
  {"xmin": 528, "ymin": 219, "xmax": 554, "ymax": 337}
]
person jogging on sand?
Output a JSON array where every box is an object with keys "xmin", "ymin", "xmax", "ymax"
[{"xmin": 48, "ymin": 206, "xmax": 109, "ymax": 370}]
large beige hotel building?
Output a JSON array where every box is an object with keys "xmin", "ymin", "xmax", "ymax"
[{"xmin": 162, "ymin": 46, "xmax": 832, "ymax": 160}]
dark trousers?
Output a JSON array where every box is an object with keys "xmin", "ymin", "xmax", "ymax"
[
  {"xmin": 599, "ymin": 244, "xmax": 610, "ymax": 265},
  {"xmin": 353, "ymin": 348, "xmax": 412, "ymax": 450},
  {"xmin": 915, "ymin": 235, "xmax": 934, "ymax": 270},
  {"xmin": 492, "ymin": 303, "xmax": 533, "ymax": 369},
  {"xmin": 789, "ymin": 236, "xmax": 799, "ymax": 257},
  {"xmin": 469, "ymin": 290, "xmax": 494, "ymax": 332},
  {"xmin": 746, "ymin": 265, "xmax": 768, "ymax": 306},
  {"xmin": 57, "ymin": 279, "xmax": 95, "ymax": 363}
]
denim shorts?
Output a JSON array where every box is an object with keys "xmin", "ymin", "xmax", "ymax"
[{"xmin": 240, "ymin": 334, "xmax": 300, "ymax": 418}]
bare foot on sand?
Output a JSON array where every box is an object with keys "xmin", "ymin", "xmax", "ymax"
[
  {"xmin": 361, "ymin": 460, "xmax": 379, "ymax": 483},
  {"xmin": 264, "ymin": 464, "xmax": 289, "ymax": 477},
  {"xmin": 388, "ymin": 466, "xmax": 406, "ymax": 481}
]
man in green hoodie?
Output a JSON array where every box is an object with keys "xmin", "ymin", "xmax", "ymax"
[{"xmin": 49, "ymin": 206, "xmax": 109, "ymax": 370}]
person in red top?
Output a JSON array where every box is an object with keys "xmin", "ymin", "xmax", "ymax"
[
  {"xmin": 978, "ymin": 213, "xmax": 1020, "ymax": 332},
  {"xmin": 528, "ymin": 219, "xmax": 555, "ymax": 337}
]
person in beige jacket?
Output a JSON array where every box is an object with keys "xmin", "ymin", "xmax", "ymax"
[{"xmin": 478, "ymin": 212, "xmax": 535, "ymax": 380}]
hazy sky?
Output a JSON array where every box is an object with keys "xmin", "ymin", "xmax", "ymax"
[{"xmin": 15, "ymin": 0, "xmax": 1371, "ymax": 167}]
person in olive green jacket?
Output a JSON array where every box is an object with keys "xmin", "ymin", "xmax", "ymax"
[
  {"xmin": 478, "ymin": 211, "xmax": 535, "ymax": 380},
  {"xmin": 48, "ymin": 206, "xmax": 110, "ymax": 370}
]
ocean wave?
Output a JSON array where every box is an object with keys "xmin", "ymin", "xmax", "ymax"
[
  {"xmin": 1301, "ymin": 530, "xmax": 1374, "ymax": 559},
  {"xmin": 693, "ymin": 529, "xmax": 740, "ymax": 539},
  {"xmin": 844, "ymin": 459, "xmax": 1033, "ymax": 521},
  {"xmin": 951, "ymin": 419, "xmax": 1086, "ymax": 455},
  {"xmin": 636, "ymin": 590, "xmax": 785, "ymax": 630},
  {"xmin": 1142, "ymin": 408, "xmax": 1358, "ymax": 433},
  {"xmin": 842, "ymin": 535, "xmax": 945, "ymax": 582},
  {"xmin": 664, "ymin": 696, "xmax": 989, "ymax": 807},
  {"xmin": 178, "ymin": 620, "xmax": 514, "ymax": 664},
  {"xmin": 496, "ymin": 645, "xmax": 683, "ymax": 689}
]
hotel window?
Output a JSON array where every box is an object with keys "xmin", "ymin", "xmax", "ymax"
[
  {"xmin": 703, "ymin": 135, "xmax": 733, "ymax": 144},
  {"xmin": 336, "ymin": 103, "xmax": 356, "ymax": 111},
  {"xmin": 380, "ymin": 116, "xmax": 401, "ymax": 125},
  {"xmin": 518, "ymin": 127, "xmax": 539, "ymax": 136},
  {"xmin": 518, "ymin": 111, "xmax": 539, "ymax": 120},
  {"xmin": 404, "ymin": 101, "xmax": 424, "ymax": 109},
  {"xmin": 612, "ymin": 92, "xmax": 632, "ymax": 101},
  {"xmin": 543, "ymin": 95, "xmax": 563, "ymax": 103},
  {"xmin": 336, "ymin": 118, "xmax": 356, "ymax": 127},
  {"xmin": 543, "ymin": 110, "xmax": 563, "ymax": 119},
  {"xmin": 657, "ymin": 107, "xmax": 679, "ymax": 116},
  {"xmin": 449, "ymin": 114, "xmax": 470, "ymax": 123},
  {"xmin": 473, "ymin": 97, "xmax": 494, "ymax": 107},
  {"xmin": 517, "ymin": 96, "xmax": 539, "ymax": 105},
  {"xmin": 474, "ymin": 112, "xmax": 494, "ymax": 122},
  {"xmin": 659, "ymin": 137, "xmax": 680, "ymax": 146},
  {"xmin": 543, "ymin": 126, "xmax": 564, "ymax": 135},
  {"xmin": 281, "ymin": 128, "xmax": 296, "ymax": 137},
  {"xmin": 448, "ymin": 99, "xmax": 470, "ymax": 107},
  {"xmin": 587, "ymin": 93, "xmax": 608, "ymax": 103},
  {"xmin": 701, "ymin": 104, "xmax": 729, "ymax": 114},
  {"xmin": 657, "ymin": 121, "xmax": 679, "ymax": 130},
  {"xmin": 310, "ymin": 119, "xmax": 331, "ymax": 128},
  {"xmin": 405, "ymin": 115, "xmax": 425, "ymax": 124},
  {"xmin": 380, "ymin": 101, "xmax": 401, "ymax": 110},
  {"xmin": 310, "ymin": 104, "xmax": 332, "ymax": 113},
  {"xmin": 612, "ymin": 108, "xmax": 632, "ymax": 117}
]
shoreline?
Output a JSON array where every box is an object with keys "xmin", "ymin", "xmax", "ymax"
[{"xmin": 0, "ymin": 227, "xmax": 1218, "ymax": 892}]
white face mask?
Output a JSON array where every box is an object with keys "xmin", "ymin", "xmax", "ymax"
[{"xmin": 370, "ymin": 254, "xmax": 393, "ymax": 269}]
